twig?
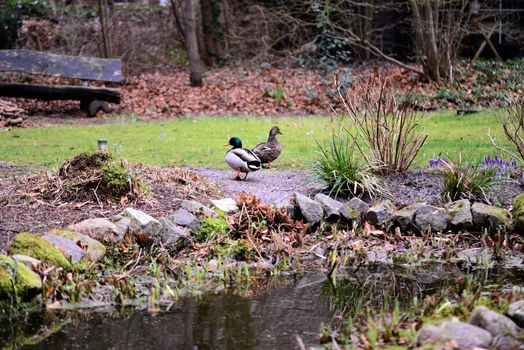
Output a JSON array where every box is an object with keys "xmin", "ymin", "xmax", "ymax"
[{"xmin": 488, "ymin": 129, "xmax": 524, "ymax": 166}]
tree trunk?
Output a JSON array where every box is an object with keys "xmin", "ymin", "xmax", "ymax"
[
  {"xmin": 185, "ymin": 0, "xmax": 203, "ymax": 86},
  {"xmin": 200, "ymin": 0, "xmax": 228, "ymax": 66},
  {"xmin": 98, "ymin": 0, "xmax": 113, "ymax": 59}
]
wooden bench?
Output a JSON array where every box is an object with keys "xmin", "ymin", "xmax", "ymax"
[{"xmin": 0, "ymin": 49, "xmax": 122, "ymax": 117}]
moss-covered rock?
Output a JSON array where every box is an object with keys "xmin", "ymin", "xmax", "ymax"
[
  {"xmin": 366, "ymin": 200, "xmax": 394, "ymax": 226},
  {"xmin": 211, "ymin": 239, "xmax": 255, "ymax": 261},
  {"xmin": 339, "ymin": 204, "xmax": 361, "ymax": 225},
  {"xmin": 194, "ymin": 216, "xmax": 229, "ymax": 242},
  {"xmin": 0, "ymin": 254, "xmax": 42, "ymax": 302},
  {"xmin": 50, "ymin": 229, "xmax": 106, "ymax": 262},
  {"xmin": 471, "ymin": 203, "xmax": 512, "ymax": 232},
  {"xmin": 8, "ymin": 233, "xmax": 72, "ymax": 271},
  {"xmin": 512, "ymin": 193, "xmax": 524, "ymax": 233},
  {"xmin": 387, "ymin": 204, "xmax": 421, "ymax": 232},
  {"xmin": 447, "ymin": 199, "xmax": 473, "ymax": 229}
]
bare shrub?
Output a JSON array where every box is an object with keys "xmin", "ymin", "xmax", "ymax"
[
  {"xmin": 490, "ymin": 101, "xmax": 524, "ymax": 165},
  {"xmin": 336, "ymin": 76, "xmax": 428, "ymax": 175}
]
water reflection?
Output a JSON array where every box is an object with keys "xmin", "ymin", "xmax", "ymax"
[{"xmin": 1, "ymin": 274, "xmax": 333, "ymax": 350}]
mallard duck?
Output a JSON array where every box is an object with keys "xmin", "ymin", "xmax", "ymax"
[
  {"xmin": 225, "ymin": 137, "xmax": 261, "ymax": 180},
  {"xmin": 252, "ymin": 126, "xmax": 283, "ymax": 168}
]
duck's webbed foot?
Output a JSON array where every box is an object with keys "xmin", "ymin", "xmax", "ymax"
[{"xmin": 234, "ymin": 168, "xmax": 242, "ymax": 181}]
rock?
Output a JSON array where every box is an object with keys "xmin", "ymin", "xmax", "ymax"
[
  {"xmin": 210, "ymin": 198, "xmax": 239, "ymax": 214},
  {"xmin": 12, "ymin": 255, "xmax": 41, "ymax": 270},
  {"xmin": 314, "ymin": 193, "xmax": 343, "ymax": 221},
  {"xmin": 339, "ymin": 204, "xmax": 361, "ymax": 225},
  {"xmin": 507, "ymin": 300, "xmax": 524, "ymax": 328},
  {"xmin": 295, "ymin": 193, "xmax": 323, "ymax": 225},
  {"xmin": 43, "ymin": 233, "xmax": 86, "ymax": 263},
  {"xmin": 491, "ymin": 334, "xmax": 523, "ymax": 350},
  {"xmin": 124, "ymin": 208, "xmax": 162, "ymax": 239},
  {"xmin": 387, "ymin": 204, "xmax": 421, "ymax": 232},
  {"xmin": 415, "ymin": 204, "xmax": 449, "ymax": 232},
  {"xmin": 169, "ymin": 208, "xmax": 200, "ymax": 232},
  {"xmin": 470, "ymin": 306, "xmax": 519, "ymax": 338},
  {"xmin": 5, "ymin": 117, "xmax": 24, "ymax": 127},
  {"xmin": 512, "ymin": 193, "xmax": 524, "ymax": 232},
  {"xmin": 260, "ymin": 62, "xmax": 271, "ymax": 69},
  {"xmin": 471, "ymin": 203, "xmax": 512, "ymax": 232},
  {"xmin": 447, "ymin": 199, "xmax": 473, "ymax": 229},
  {"xmin": 366, "ymin": 200, "xmax": 393, "ymax": 226},
  {"xmin": 416, "ymin": 321, "xmax": 492, "ymax": 350},
  {"xmin": 8, "ymin": 233, "xmax": 72, "ymax": 271},
  {"xmin": 0, "ymin": 255, "xmax": 42, "ymax": 302},
  {"xmin": 50, "ymin": 229, "xmax": 106, "ymax": 262},
  {"xmin": 159, "ymin": 218, "xmax": 190, "ymax": 250},
  {"xmin": 345, "ymin": 197, "xmax": 369, "ymax": 219},
  {"xmin": 112, "ymin": 215, "xmax": 131, "ymax": 240},
  {"xmin": 70, "ymin": 218, "xmax": 122, "ymax": 243},
  {"xmin": 178, "ymin": 199, "xmax": 218, "ymax": 218},
  {"xmin": 274, "ymin": 194, "xmax": 296, "ymax": 218}
]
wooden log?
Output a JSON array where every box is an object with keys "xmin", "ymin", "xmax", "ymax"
[{"xmin": 0, "ymin": 83, "xmax": 121, "ymax": 103}]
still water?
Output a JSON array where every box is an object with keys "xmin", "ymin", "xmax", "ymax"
[{"xmin": 3, "ymin": 274, "xmax": 333, "ymax": 350}]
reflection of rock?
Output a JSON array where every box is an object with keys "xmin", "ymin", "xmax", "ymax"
[
  {"xmin": 22, "ymin": 275, "xmax": 332, "ymax": 350},
  {"xmin": 416, "ymin": 321, "xmax": 492, "ymax": 350},
  {"xmin": 0, "ymin": 315, "xmax": 68, "ymax": 348}
]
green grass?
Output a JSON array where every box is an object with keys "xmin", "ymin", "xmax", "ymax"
[{"xmin": 0, "ymin": 110, "xmax": 515, "ymax": 170}]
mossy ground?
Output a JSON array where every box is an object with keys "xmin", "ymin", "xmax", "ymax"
[{"xmin": 194, "ymin": 216, "xmax": 229, "ymax": 242}]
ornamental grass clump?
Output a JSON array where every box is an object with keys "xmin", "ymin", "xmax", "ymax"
[
  {"xmin": 432, "ymin": 157, "xmax": 497, "ymax": 202},
  {"xmin": 335, "ymin": 76, "xmax": 428, "ymax": 175},
  {"xmin": 311, "ymin": 129, "xmax": 386, "ymax": 198}
]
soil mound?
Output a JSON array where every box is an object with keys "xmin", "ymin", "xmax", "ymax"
[{"xmin": 48, "ymin": 152, "xmax": 141, "ymax": 203}]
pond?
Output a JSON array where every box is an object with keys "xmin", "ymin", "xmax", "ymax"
[
  {"xmin": 2, "ymin": 265, "xmax": 522, "ymax": 350},
  {"xmin": 2, "ymin": 273, "xmax": 333, "ymax": 350}
]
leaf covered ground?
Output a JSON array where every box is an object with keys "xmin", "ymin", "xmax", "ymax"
[{"xmin": 2, "ymin": 59, "xmax": 523, "ymax": 124}]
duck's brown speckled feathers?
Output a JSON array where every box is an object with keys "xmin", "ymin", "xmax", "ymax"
[{"xmin": 252, "ymin": 126, "xmax": 283, "ymax": 167}]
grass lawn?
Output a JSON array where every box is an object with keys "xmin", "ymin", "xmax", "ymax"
[{"xmin": 0, "ymin": 110, "xmax": 516, "ymax": 170}]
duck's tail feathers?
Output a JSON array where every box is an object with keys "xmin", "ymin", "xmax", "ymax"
[{"xmin": 247, "ymin": 161, "xmax": 261, "ymax": 171}]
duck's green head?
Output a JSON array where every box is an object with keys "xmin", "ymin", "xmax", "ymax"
[{"xmin": 228, "ymin": 137, "xmax": 242, "ymax": 148}]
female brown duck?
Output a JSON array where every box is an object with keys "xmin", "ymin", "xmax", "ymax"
[{"xmin": 252, "ymin": 126, "xmax": 283, "ymax": 168}]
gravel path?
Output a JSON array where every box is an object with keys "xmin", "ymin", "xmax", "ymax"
[{"xmin": 189, "ymin": 168, "xmax": 326, "ymax": 203}]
